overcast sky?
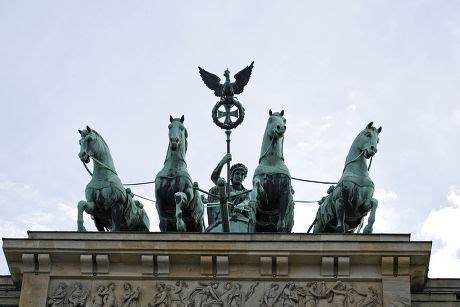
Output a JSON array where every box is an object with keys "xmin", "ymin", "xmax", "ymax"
[{"xmin": 1, "ymin": 1, "xmax": 459, "ymax": 277}]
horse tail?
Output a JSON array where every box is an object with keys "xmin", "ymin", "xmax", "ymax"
[
  {"xmin": 124, "ymin": 190, "xmax": 150, "ymax": 231},
  {"xmin": 307, "ymin": 218, "xmax": 317, "ymax": 233}
]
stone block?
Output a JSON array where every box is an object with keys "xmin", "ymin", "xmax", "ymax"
[
  {"xmin": 157, "ymin": 255, "xmax": 170, "ymax": 275},
  {"xmin": 216, "ymin": 256, "xmax": 228, "ymax": 275},
  {"xmin": 338, "ymin": 256, "xmax": 350, "ymax": 276},
  {"xmin": 96, "ymin": 254, "xmax": 109, "ymax": 274},
  {"xmin": 22, "ymin": 254, "xmax": 35, "ymax": 273},
  {"xmin": 276, "ymin": 256, "xmax": 288, "ymax": 276},
  {"xmin": 382, "ymin": 276, "xmax": 411, "ymax": 306},
  {"xmin": 37, "ymin": 254, "xmax": 50, "ymax": 273},
  {"xmin": 80, "ymin": 254, "xmax": 93, "ymax": 274},
  {"xmin": 19, "ymin": 273, "xmax": 50, "ymax": 306},
  {"xmin": 260, "ymin": 256, "xmax": 272, "ymax": 276},
  {"xmin": 398, "ymin": 256, "xmax": 410, "ymax": 276},
  {"xmin": 321, "ymin": 256, "xmax": 334, "ymax": 276},
  {"xmin": 141, "ymin": 255, "xmax": 154, "ymax": 275},
  {"xmin": 381, "ymin": 256, "xmax": 394, "ymax": 276},
  {"xmin": 201, "ymin": 256, "xmax": 213, "ymax": 275}
]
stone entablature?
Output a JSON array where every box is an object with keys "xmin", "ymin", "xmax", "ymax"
[
  {"xmin": 0, "ymin": 232, "xmax": 438, "ymax": 306},
  {"xmin": 0, "ymin": 275, "xmax": 19, "ymax": 306}
]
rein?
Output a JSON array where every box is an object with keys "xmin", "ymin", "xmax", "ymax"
[
  {"xmin": 342, "ymin": 151, "xmax": 364, "ymax": 174},
  {"xmin": 91, "ymin": 156, "xmax": 118, "ymax": 175},
  {"xmin": 258, "ymin": 133, "xmax": 284, "ymax": 163},
  {"xmin": 165, "ymin": 137, "xmax": 188, "ymax": 166},
  {"xmin": 81, "ymin": 155, "xmax": 118, "ymax": 177},
  {"xmin": 81, "ymin": 160, "xmax": 156, "ymax": 203},
  {"xmin": 341, "ymin": 150, "xmax": 374, "ymax": 174}
]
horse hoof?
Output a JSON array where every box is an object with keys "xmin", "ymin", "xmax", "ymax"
[
  {"xmin": 257, "ymin": 182, "xmax": 265, "ymax": 194},
  {"xmin": 277, "ymin": 222, "xmax": 286, "ymax": 232},
  {"xmin": 174, "ymin": 192, "xmax": 187, "ymax": 204},
  {"xmin": 363, "ymin": 226, "xmax": 373, "ymax": 234},
  {"xmin": 77, "ymin": 226, "xmax": 87, "ymax": 232},
  {"xmin": 176, "ymin": 221, "xmax": 186, "ymax": 232}
]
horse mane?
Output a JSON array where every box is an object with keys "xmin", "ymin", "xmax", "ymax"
[
  {"xmin": 184, "ymin": 127, "xmax": 188, "ymax": 153},
  {"xmin": 91, "ymin": 129, "xmax": 110, "ymax": 152}
]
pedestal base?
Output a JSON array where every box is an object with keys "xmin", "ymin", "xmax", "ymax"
[{"xmin": 1, "ymin": 232, "xmax": 458, "ymax": 306}]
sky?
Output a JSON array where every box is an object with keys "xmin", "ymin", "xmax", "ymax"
[{"xmin": 0, "ymin": 1, "xmax": 459, "ymax": 277}]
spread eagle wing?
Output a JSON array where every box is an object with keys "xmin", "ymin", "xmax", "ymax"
[
  {"xmin": 232, "ymin": 61, "xmax": 254, "ymax": 95},
  {"xmin": 198, "ymin": 67, "xmax": 223, "ymax": 97}
]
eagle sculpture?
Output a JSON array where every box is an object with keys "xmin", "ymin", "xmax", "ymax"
[{"xmin": 198, "ymin": 61, "xmax": 254, "ymax": 100}]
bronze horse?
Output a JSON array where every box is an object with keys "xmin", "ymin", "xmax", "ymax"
[
  {"xmin": 309, "ymin": 122, "xmax": 382, "ymax": 233},
  {"xmin": 155, "ymin": 116, "xmax": 205, "ymax": 232},
  {"xmin": 248, "ymin": 110, "xmax": 295, "ymax": 232},
  {"xmin": 77, "ymin": 126, "xmax": 150, "ymax": 231}
]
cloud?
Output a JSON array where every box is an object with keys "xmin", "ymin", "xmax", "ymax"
[
  {"xmin": 452, "ymin": 110, "xmax": 460, "ymax": 125},
  {"xmin": 293, "ymin": 204, "xmax": 317, "ymax": 233},
  {"xmin": 371, "ymin": 188, "xmax": 401, "ymax": 233},
  {"xmin": 374, "ymin": 188, "xmax": 398, "ymax": 202},
  {"xmin": 348, "ymin": 89, "xmax": 371, "ymax": 106},
  {"xmin": 0, "ymin": 177, "xmax": 80, "ymax": 274},
  {"xmin": 421, "ymin": 186, "xmax": 460, "ymax": 277},
  {"xmin": 447, "ymin": 187, "xmax": 460, "ymax": 206},
  {"xmin": 347, "ymin": 104, "xmax": 357, "ymax": 111}
]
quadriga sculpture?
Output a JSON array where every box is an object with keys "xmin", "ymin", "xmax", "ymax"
[
  {"xmin": 77, "ymin": 126, "xmax": 150, "ymax": 231},
  {"xmin": 309, "ymin": 122, "xmax": 382, "ymax": 233},
  {"xmin": 249, "ymin": 110, "xmax": 295, "ymax": 232},
  {"xmin": 155, "ymin": 116, "xmax": 205, "ymax": 232}
]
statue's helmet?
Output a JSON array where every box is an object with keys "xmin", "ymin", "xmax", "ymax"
[
  {"xmin": 224, "ymin": 69, "xmax": 230, "ymax": 77},
  {"xmin": 230, "ymin": 163, "xmax": 248, "ymax": 178}
]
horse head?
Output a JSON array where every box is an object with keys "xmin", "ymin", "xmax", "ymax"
[
  {"xmin": 266, "ymin": 109, "xmax": 286, "ymax": 140},
  {"xmin": 356, "ymin": 122, "xmax": 382, "ymax": 159},
  {"xmin": 78, "ymin": 125, "xmax": 100, "ymax": 164},
  {"xmin": 168, "ymin": 115, "xmax": 188, "ymax": 152}
]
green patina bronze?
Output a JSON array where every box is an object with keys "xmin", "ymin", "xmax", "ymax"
[
  {"xmin": 198, "ymin": 61, "xmax": 254, "ymax": 102},
  {"xmin": 206, "ymin": 154, "xmax": 255, "ymax": 232},
  {"xmin": 244, "ymin": 110, "xmax": 295, "ymax": 233},
  {"xmin": 309, "ymin": 122, "xmax": 382, "ymax": 234},
  {"xmin": 77, "ymin": 126, "xmax": 150, "ymax": 232},
  {"xmin": 74, "ymin": 63, "xmax": 384, "ymax": 235},
  {"xmin": 199, "ymin": 62, "xmax": 255, "ymax": 233},
  {"xmin": 154, "ymin": 116, "xmax": 205, "ymax": 232},
  {"xmin": 199, "ymin": 62, "xmax": 253, "ymax": 131}
]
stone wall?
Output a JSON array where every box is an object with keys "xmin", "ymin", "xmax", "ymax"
[
  {"xmin": 0, "ymin": 275, "xmax": 20, "ymax": 306},
  {"xmin": 2, "ymin": 232, "xmax": 458, "ymax": 306}
]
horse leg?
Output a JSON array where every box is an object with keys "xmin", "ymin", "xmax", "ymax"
[
  {"xmin": 111, "ymin": 202, "xmax": 124, "ymax": 231},
  {"xmin": 194, "ymin": 191, "xmax": 205, "ymax": 232},
  {"xmin": 277, "ymin": 183, "xmax": 293, "ymax": 232},
  {"xmin": 363, "ymin": 198, "xmax": 378, "ymax": 234},
  {"xmin": 94, "ymin": 217, "xmax": 106, "ymax": 231},
  {"xmin": 174, "ymin": 192, "xmax": 188, "ymax": 232},
  {"xmin": 334, "ymin": 198, "xmax": 346, "ymax": 233},
  {"xmin": 77, "ymin": 201, "xmax": 94, "ymax": 232},
  {"xmin": 286, "ymin": 187, "xmax": 295, "ymax": 232},
  {"xmin": 253, "ymin": 177, "xmax": 265, "ymax": 202},
  {"xmin": 312, "ymin": 215, "xmax": 321, "ymax": 233}
]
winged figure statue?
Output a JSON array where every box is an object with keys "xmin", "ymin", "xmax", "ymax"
[{"xmin": 198, "ymin": 61, "xmax": 254, "ymax": 100}]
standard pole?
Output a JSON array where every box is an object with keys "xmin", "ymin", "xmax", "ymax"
[
  {"xmin": 226, "ymin": 130, "xmax": 232, "ymax": 191},
  {"xmin": 220, "ymin": 129, "xmax": 232, "ymax": 232},
  {"xmin": 217, "ymin": 178, "xmax": 230, "ymax": 233}
]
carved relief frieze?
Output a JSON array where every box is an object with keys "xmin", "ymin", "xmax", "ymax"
[
  {"xmin": 47, "ymin": 281, "xmax": 90, "ymax": 307},
  {"xmin": 47, "ymin": 279, "xmax": 382, "ymax": 307},
  {"xmin": 91, "ymin": 282, "xmax": 140, "ymax": 307}
]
